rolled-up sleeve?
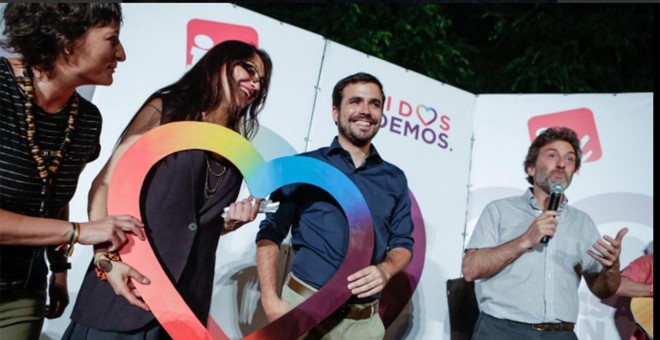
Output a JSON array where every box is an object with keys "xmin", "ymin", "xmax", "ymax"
[
  {"xmin": 387, "ymin": 186, "xmax": 414, "ymax": 254},
  {"xmin": 256, "ymin": 186, "xmax": 297, "ymax": 247}
]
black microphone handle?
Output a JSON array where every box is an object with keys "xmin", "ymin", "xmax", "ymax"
[
  {"xmin": 541, "ymin": 192, "xmax": 562, "ymax": 244},
  {"xmin": 547, "ymin": 192, "xmax": 561, "ymax": 211}
]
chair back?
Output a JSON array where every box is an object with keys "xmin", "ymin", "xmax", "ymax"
[{"xmin": 446, "ymin": 278, "xmax": 480, "ymax": 340}]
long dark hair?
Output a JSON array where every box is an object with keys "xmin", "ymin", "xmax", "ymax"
[
  {"xmin": 133, "ymin": 40, "xmax": 272, "ymax": 140},
  {"xmin": 2, "ymin": 3, "xmax": 122, "ymax": 73}
]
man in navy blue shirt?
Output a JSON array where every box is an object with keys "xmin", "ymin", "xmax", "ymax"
[{"xmin": 256, "ymin": 72, "xmax": 414, "ymax": 339}]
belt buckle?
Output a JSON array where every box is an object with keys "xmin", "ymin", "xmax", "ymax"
[
  {"xmin": 368, "ymin": 304, "xmax": 377, "ymax": 317},
  {"xmin": 339, "ymin": 301, "xmax": 378, "ymax": 320},
  {"xmin": 360, "ymin": 303, "xmax": 377, "ymax": 319}
]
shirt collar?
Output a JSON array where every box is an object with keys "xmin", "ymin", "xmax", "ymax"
[
  {"xmin": 327, "ymin": 136, "xmax": 383, "ymax": 164},
  {"xmin": 526, "ymin": 187, "xmax": 569, "ymax": 211}
]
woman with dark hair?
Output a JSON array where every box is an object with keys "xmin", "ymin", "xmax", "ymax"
[
  {"xmin": 0, "ymin": 4, "xmax": 144, "ymax": 339},
  {"xmin": 63, "ymin": 40, "xmax": 274, "ymax": 339}
]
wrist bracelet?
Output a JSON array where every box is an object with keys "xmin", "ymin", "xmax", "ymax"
[
  {"xmin": 94, "ymin": 251, "xmax": 122, "ymax": 281},
  {"xmin": 55, "ymin": 222, "xmax": 80, "ymax": 257},
  {"xmin": 650, "ymin": 283, "xmax": 653, "ymax": 297},
  {"xmin": 49, "ymin": 262, "xmax": 71, "ymax": 272}
]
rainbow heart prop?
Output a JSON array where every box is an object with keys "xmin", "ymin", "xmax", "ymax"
[{"xmin": 108, "ymin": 122, "xmax": 375, "ymax": 339}]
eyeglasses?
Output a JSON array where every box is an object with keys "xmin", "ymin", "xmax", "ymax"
[{"xmin": 238, "ymin": 61, "xmax": 262, "ymax": 84}]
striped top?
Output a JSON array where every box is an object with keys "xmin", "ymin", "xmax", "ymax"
[
  {"xmin": 0, "ymin": 57, "xmax": 102, "ymax": 287},
  {"xmin": 0, "ymin": 57, "xmax": 102, "ymax": 218}
]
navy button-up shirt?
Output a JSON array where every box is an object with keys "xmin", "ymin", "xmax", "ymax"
[{"xmin": 256, "ymin": 137, "xmax": 414, "ymax": 302}]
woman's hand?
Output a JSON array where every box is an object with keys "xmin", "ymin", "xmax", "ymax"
[
  {"xmin": 104, "ymin": 260, "xmax": 151, "ymax": 311},
  {"xmin": 223, "ymin": 196, "xmax": 263, "ymax": 233}
]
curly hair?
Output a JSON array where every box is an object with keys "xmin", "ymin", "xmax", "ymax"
[
  {"xmin": 523, "ymin": 126, "xmax": 582, "ymax": 185},
  {"xmin": 2, "ymin": 3, "xmax": 122, "ymax": 73}
]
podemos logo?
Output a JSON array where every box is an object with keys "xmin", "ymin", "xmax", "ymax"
[
  {"xmin": 186, "ymin": 19, "xmax": 259, "ymax": 67},
  {"xmin": 381, "ymin": 96, "xmax": 452, "ymax": 150}
]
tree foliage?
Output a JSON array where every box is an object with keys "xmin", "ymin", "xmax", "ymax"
[{"xmin": 240, "ymin": 3, "xmax": 655, "ymax": 94}]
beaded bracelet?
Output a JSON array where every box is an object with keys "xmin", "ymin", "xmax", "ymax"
[{"xmin": 55, "ymin": 222, "xmax": 80, "ymax": 257}]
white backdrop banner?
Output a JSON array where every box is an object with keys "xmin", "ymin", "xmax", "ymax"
[{"xmin": 0, "ymin": 4, "xmax": 651, "ymax": 340}]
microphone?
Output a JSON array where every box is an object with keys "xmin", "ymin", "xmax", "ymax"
[{"xmin": 541, "ymin": 183, "xmax": 564, "ymax": 244}]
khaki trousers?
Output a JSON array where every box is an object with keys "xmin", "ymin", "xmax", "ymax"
[{"xmin": 281, "ymin": 274, "xmax": 385, "ymax": 340}]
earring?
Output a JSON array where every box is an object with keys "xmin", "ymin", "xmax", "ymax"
[{"xmin": 64, "ymin": 47, "xmax": 73, "ymax": 55}]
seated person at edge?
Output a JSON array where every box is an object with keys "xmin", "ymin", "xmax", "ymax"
[
  {"xmin": 462, "ymin": 126, "xmax": 627, "ymax": 340},
  {"xmin": 615, "ymin": 245, "xmax": 653, "ymax": 340},
  {"xmin": 0, "ymin": 4, "xmax": 144, "ymax": 340},
  {"xmin": 256, "ymin": 72, "xmax": 414, "ymax": 339},
  {"xmin": 63, "ymin": 40, "xmax": 273, "ymax": 339}
]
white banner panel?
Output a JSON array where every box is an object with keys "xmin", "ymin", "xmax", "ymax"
[{"xmin": 467, "ymin": 93, "xmax": 654, "ymax": 340}]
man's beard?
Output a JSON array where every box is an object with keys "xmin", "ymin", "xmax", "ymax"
[
  {"xmin": 338, "ymin": 113, "xmax": 379, "ymax": 147},
  {"xmin": 339, "ymin": 123, "xmax": 378, "ymax": 147},
  {"xmin": 536, "ymin": 170, "xmax": 571, "ymax": 193}
]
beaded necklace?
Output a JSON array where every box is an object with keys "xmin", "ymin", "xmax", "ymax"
[{"xmin": 20, "ymin": 66, "xmax": 79, "ymax": 217}]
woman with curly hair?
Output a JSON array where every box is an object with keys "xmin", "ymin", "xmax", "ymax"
[{"xmin": 0, "ymin": 4, "xmax": 144, "ymax": 339}]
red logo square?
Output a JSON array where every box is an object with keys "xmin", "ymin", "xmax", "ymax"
[
  {"xmin": 186, "ymin": 19, "xmax": 259, "ymax": 66},
  {"xmin": 528, "ymin": 108, "xmax": 602, "ymax": 163}
]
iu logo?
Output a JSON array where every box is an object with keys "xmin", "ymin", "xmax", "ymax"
[
  {"xmin": 527, "ymin": 108, "xmax": 602, "ymax": 163},
  {"xmin": 186, "ymin": 19, "xmax": 259, "ymax": 67}
]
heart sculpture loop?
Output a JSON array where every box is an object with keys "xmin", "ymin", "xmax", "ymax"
[{"xmin": 108, "ymin": 122, "xmax": 375, "ymax": 339}]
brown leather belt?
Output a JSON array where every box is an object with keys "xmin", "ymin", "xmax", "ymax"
[
  {"xmin": 287, "ymin": 275, "xmax": 315, "ymax": 299},
  {"xmin": 335, "ymin": 303, "xmax": 378, "ymax": 321},
  {"xmin": 525, "ymin": 322, "xmax": 575, "ymax": 331},
  {"xmin": 286, "ymin": 276, "xmax": 378, "ymax": 320}
]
